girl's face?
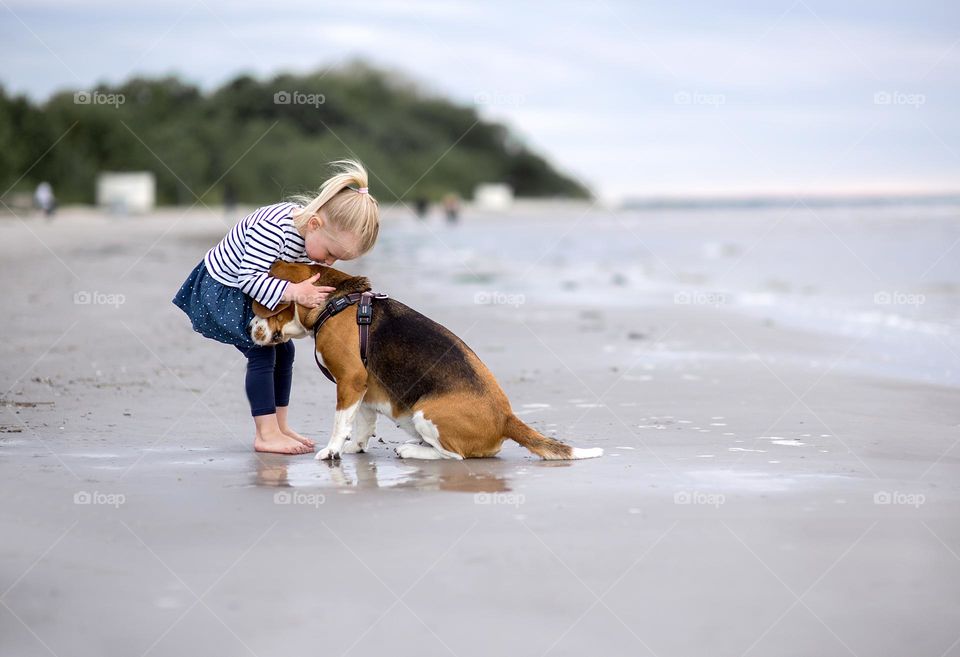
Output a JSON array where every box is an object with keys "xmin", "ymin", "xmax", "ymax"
[{"xmin": 303, "ymin": 213, "xmax": 361, "ymax": 265}]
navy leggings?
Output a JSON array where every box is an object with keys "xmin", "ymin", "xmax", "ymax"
[{"xmin": 234, "ymin": 341, "xmax": 295, "ymax": 416}]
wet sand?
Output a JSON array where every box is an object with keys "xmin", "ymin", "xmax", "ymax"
[{"xmin": 2, "ymin": 206, "xmax": 959, "ymax": 657}]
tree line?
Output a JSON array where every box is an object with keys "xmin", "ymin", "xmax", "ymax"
[{"xmin": 0, "ymin": 61, "xmax": 589, "ymax": 206}]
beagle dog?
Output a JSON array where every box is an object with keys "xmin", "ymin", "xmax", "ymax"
[{"xmin": 248, "ymin": 261, "xmax": 603, "ymax": 462}]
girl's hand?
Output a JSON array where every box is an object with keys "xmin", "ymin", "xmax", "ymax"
[{"xmin": 284, "ymin": 274, "xmax": 336, "ymax": 308}]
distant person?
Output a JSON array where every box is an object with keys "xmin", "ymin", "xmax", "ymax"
[
  {"xmin": 414, "ymin": 196, "xmax": 429, "ymax": 220},
  {"xmin": 34, "ymin": 181, "xmax": 56, "ymax": 218},
  {"xmin": 223, "ymin": 181, "xmax": 238, "ymax": 216},
  {"xmin": 172, "ymin": 160, "xmax": 381, "ymax": 455},
  {"xmin": 443, "ymin": 193, "xmax": 461, "ymax": 224}
]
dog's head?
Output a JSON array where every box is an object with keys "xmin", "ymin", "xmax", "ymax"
[
  {"xmin": 247, "ymin": 261, "xmax": 372, "ymax": 346},
  {"xmin": 248, "ymin": 300, "xmax": 303, "ymax": 346}
]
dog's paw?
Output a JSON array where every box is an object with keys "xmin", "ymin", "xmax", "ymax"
[
  {"xmin": 341, "ymin": 441, "xmax": 365, "ymax": 454},
  {"xmin": 395, "ymin": 444, "xmax": 422, "ymax": 459},
  {"xmin": 315, "ymin": 447, "xmax": 341, "ymax": 461}
]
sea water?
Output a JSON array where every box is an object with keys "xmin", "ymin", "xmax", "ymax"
[{"xmin": 374, "ymin": 200, "xmax": 960, "ymax": 387}]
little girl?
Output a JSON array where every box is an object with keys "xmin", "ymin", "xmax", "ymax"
[{"xmin": 172, "ymin": 160, "xmax": 380, "ymax": 454}]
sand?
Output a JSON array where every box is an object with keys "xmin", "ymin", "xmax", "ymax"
[{"xmin": 1, "ymin": 205, "xmax": 959, "ymax": 657}]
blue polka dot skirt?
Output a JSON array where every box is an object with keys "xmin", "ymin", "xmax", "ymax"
[{"xmin": 172, "ymin": 260, "xmax": 259, "ymax": 349}]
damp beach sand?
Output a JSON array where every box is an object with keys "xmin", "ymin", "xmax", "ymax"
[{"xmin": 1, "ymin": 203, "xmax": 959, "ymax": 656}]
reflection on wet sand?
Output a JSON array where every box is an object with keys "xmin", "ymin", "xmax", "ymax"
[{"xmin": 253, "ymin": 452, "xmax": 569, "ymax": 493}]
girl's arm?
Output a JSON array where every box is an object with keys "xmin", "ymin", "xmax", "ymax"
[{"xmin": 236, "ymin": 221, "xmax": 291, "ymax": 311}]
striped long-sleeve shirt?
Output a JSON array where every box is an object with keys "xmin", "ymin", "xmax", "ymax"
[{"xmin": 204, "ymin": 202, "xmax": 316, "ymax": 311}]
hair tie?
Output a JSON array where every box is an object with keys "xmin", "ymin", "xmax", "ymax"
[{"xmin": 357, "ymin": 187, "xmax": 368, "ymax": 194}]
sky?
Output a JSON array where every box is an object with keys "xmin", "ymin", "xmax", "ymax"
[{"xmin": 1, "ymin": 0, "xmax": 959, "ymax": 202}]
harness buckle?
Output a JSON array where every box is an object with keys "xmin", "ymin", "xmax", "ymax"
[{"xmin": 357, "ymin": 302, "xmax": 373, "ymax": 324}]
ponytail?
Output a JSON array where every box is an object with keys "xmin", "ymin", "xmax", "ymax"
[{"xmin": 290, "ymin": 160, "xmax": 380, "ymax": 256}]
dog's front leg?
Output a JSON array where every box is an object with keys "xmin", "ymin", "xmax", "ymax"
[
  {"xmin": 316, "ymin": 370, "xmax": 367, "ymax": 461},
  {"xmin": 315, "ymin": 400, "xmax": 359, "ymax": 460},
  {"xmin": 342, "ymin": 403, "xmax": 377, "ymax": 454}
]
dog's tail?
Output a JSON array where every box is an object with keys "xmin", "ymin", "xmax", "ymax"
[{"xmin": 504, "ymin": 414, "xmax": 602, "ymax": 460}]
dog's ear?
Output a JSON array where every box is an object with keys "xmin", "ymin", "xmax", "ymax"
[{"xmin": 252, "ymin": 300, "xmax": 292, "ymax": 318}]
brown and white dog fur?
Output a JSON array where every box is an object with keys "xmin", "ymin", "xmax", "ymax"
[{"xmin": 248, "ymin": 261, "xmax": 603, "ymax": 462}]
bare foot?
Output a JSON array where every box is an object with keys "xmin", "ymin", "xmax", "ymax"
[
  {"xmin": 254, "ymin": 427, "xmax": 313, "ymax": 455},
  {"xmin": 280, "ymin": 426, "xmax": 315, "ymax": 448}
]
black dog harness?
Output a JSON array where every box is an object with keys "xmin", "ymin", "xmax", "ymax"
[{"xmin": 312, "ymin": 291, "xmax": 389, "ymax": 383}]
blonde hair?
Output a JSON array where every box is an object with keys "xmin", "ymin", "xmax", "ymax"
[{"xmin": 289, "ymin": 160, "xmax": 380, "ymax": 257}]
